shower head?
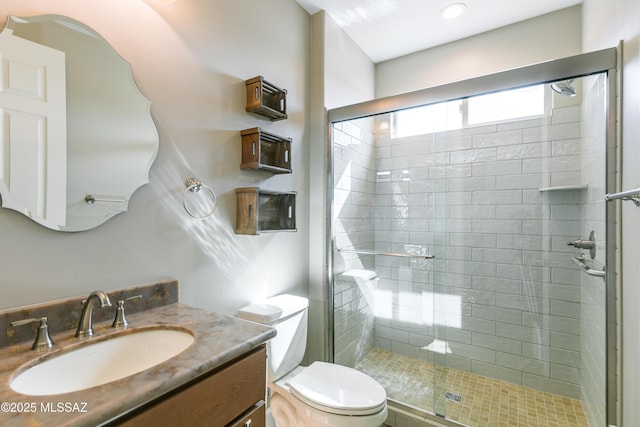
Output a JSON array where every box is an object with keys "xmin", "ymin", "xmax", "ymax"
[{"xmin": 551, "ymin": 79, "xmax": 577, "ymax": 97}]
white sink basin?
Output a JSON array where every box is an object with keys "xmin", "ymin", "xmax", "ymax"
[{"xmin": 10, "ymin": 328, "xmax": 195, "ymax": 396}]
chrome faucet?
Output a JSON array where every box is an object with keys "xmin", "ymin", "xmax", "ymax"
[{"xmin": 75, "ymin": 290, "xmax": 112, "ymax": 338}]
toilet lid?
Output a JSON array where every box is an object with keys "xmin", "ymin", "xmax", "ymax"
[{"xmin": 286, "ymin": 362, "xmax": 387, "ymax": 416}]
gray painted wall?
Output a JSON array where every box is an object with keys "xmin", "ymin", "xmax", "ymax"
[
  {"xmin": 375, "ymin": 6, "xmax": 582, "ymax": 98},
  {"xmin": 0, "ymin": 0, "xmax": 311, "ymax": 318}
]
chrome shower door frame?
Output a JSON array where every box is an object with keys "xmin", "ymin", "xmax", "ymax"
[{"xmin": 327, "ymin": 47, "xmax": 619, "ymax": 425}]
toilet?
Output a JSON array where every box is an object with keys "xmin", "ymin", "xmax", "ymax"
[{"xmin": 237, "ymin": 294, "xmax": 388, "ymax": 427}]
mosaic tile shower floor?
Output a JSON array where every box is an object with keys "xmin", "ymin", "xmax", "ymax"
[{"xmin": 356, "ymin": 348, "xmax": 588, "ymax": 427}]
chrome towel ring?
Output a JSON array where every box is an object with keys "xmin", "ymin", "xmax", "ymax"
[{"xmin": 182, "ymin": 177, "xmax": 217, "ymax": 219}]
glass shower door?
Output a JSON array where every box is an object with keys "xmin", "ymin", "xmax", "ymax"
[
  {"xmin": 331, "ymin": 114, "xmax": 441, "ymax": 417},
  {"xmin": 329, "ymin": 51, "xmax": 616, "ymax": 426}
]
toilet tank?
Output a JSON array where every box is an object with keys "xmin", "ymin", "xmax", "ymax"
[{"xmin": 237, "ymin": 294, "xmax": 308, "ymax": 381}]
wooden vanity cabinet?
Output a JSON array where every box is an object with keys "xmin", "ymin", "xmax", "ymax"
[{"xmin": 115, "ymin": 345, "xmax": 267, "ymax": 427}]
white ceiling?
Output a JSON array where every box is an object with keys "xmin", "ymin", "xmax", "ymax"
[{"xmin": 295, "ymin": 0, "xmax": 582, "ymax": 63}]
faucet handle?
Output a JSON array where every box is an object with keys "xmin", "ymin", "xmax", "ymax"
[
  {"xmin": 10, "ymin": 317, "xmax": 55, "ymax": 350},
  {"xmin": 112, "ymin": 295, "xmax": 143, "ymax": 328}
]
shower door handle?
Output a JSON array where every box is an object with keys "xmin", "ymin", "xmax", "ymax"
[
  {"xmin": 605, "ymin": 187, "xmax": 640, "ymax": 206},
  {"xmin": 336, "ymin": 247, "xmax": 435, "ymax": 259}
]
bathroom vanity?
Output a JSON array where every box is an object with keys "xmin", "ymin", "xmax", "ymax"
[
  {"xmin": 0, "ymin": 281, "xmax": 275, "ymax": 427},
  {"xmin": 116, "ymin": 346, "xmax": 267, "ymax": 426}
]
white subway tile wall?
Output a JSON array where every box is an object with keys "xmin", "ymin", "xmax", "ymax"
[
  {"xmin": 579, "ymin": 75, "xmax": 607, "ymax": 427},
  {"xmin": 369, "ymin": 102, "xmax": 585, "ymax": 400},
  {"xmin": 333, "ymin": 118, "xmax": 378, "ymax": 368}
]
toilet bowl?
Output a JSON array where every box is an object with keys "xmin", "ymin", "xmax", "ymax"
[{"xmin": 237, "ymin": 294, "xmax": 387, "ymax": 427}]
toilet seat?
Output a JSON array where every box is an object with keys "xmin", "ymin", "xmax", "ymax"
[{"xmin": 286, "ymin": 362, "xmax": 387, "ymax": 416}]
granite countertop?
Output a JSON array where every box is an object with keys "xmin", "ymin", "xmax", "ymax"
[{"xmin": 0, "ymin": 303, "xmax": 276, "ymax": 427}]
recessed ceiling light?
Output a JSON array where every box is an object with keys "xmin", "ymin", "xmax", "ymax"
[{"xmin": 440, "ymin": 3, "xmax": 467, "ymax": 20}]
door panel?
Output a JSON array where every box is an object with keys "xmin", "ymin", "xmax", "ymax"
[{"xmin": 0, "ymin": 29, "xmax": 66, "ymax": 227}]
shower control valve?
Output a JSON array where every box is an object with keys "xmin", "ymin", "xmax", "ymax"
[
  {"xmin": 567, "ymin": 230, "xmax": 597, "ymax": 259},
  {"xmin": 567, "ymin": 239, "xmax": 595, "ymax": 250}
]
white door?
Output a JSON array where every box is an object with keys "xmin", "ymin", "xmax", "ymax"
[{"xmin": 0, "ymin": 28, "xmax": 67, "ymax": 228}]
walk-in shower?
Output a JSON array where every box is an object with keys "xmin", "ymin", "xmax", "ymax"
[{"xmin": 328, "ymin": 48, "xmax": 618, "ymax": 427}]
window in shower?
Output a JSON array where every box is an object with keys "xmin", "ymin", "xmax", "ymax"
[
  {"xmin": 391, "ymin": 100, "xmax": 462, "ymax": 138},
  {"xmin": 391, "ymin": 84, "xmax": 548, "ymax": 139},
  {"xmin": 467, "ymin": 84, "xmax": 547, "ymax": 125},
  {"xmin": 331, "ymin": 61, "xmax": 615, "ymax": 427}
]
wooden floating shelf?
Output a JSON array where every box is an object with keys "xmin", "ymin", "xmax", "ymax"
[
  {"xmin": 235, "ymin": 187, "xmax": 296, "ymax": 235},
  {"xmin": 240, "ymin": 127, "xmax": 292, "ymax": 174},
  {"xmin": 245, "ymin": 76, "xmax": 287, "ymax": 121}
]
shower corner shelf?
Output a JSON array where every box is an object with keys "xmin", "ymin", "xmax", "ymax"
[
  {"xmin": 245, "ymin": 76, "xmax": 287, "ymax": 121},
  {"xmin": 235, "ymin": 187, "xmax": 297, "ymax": 235},
  {"xmin": 538, "ymin": 184, "xmax": 588, "ymax": 192},
  {"xmin": 240, "ymin": 127, "xmax": 292, "ymax": 174}
]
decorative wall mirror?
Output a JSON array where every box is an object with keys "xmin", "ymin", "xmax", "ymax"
[{"xmin": 0, "ymin": 14, "xmax": 159, "ymax": 231}]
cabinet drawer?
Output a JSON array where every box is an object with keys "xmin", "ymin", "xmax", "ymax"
[
  {"xmin": 228, "ymin": 401, "xmax": 265, "ymax": 427},
  {"xmin": 118, "ymin": 346, "xmax": 266, "ymax": 426}
]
